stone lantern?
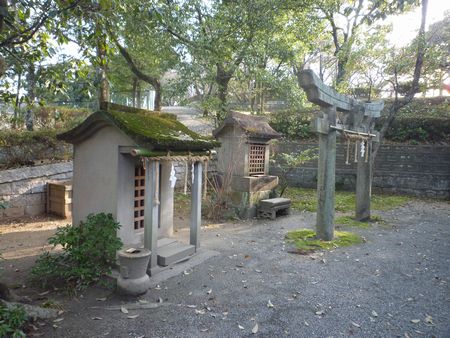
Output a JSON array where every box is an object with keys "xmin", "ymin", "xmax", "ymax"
[{"xmin": 213, "ymin": 111, "xmax": 281, "ymax": 218}]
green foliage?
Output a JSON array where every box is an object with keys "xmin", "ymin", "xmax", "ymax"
[
  {"xmin": 0, "ymin": 129, "xmax": 71, "ymax": 169},
  {"xmin": 377, "ymin": 98, "xmax": 450, "ymax": 143},
  {"xmin": 0, "ymin": 304, "xmax": 27, "ymax": 338},
  {"xmin": 32, "ymin": 213, "xmax": 123, "ymax": 290},
  {"xmin": 285, "ymin": 229, "xmax": 363, "ymax": 253},
  {"xmin": 32, "ymin": 106, "xmax": 92, "ymax": 130},
  {"xmin": 269, "ymin": 108, "xmax": 317, "ymax": 139}
]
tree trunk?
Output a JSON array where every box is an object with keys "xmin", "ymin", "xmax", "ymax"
[
  {"xmin": 132, "ymin": 77, "xmax": 138, "ymax": 107},
  {"xmin": 13, "ymin": 72, "xmax": 21, "ymax": 129},
  {"xmin": 25, "ymin": 63, "xmax": 36, "ymax": 131},
  {"xmin": 335, "ymin": 56, "xmax": 348, "ymax": 87},
  {"xmin": 136, "ymin": 81, "xmax": 141, "ymax": 108},
  {"xmin": 215, "ymin": 64, "xmax": 232, "ymax": 120},
  {"xmin": 154, "ymin": 80, "xmax": 161, "ymax": 111},
  {"xmin": 0, "ymin": 0, "xmax": 6, "ymax": 32},
  {"xmin": 97, "ymin": 27, "xmax": 109, "ymax": 106}
]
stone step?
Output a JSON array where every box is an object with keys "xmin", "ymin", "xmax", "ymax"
[
  {"xmin": 157, "ymin": 242, "xmax": 195, "ymax": 267},
  {"xmin": 157, "ymin": 237, "xmax": 177, "ymax": 248},
  {"xmin": 259, "ymin": 197, "xmax": 291, "ymax": 208}
]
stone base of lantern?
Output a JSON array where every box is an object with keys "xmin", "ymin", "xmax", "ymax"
[{"xmin": 227, "ymin": 175, "xmax": 279, "ymax": 219}]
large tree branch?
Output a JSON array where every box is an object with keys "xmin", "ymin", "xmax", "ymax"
[
  {"xmin": 0, "ymin": 0, "xmax": 81, "ymax": 48},
  {"xmin": 111, "ymin": 35, "xmax": 159, "ymax": 87},
  {"xmin": 373, "ymin": 0, "xmax": 428, "ymax": 159}
]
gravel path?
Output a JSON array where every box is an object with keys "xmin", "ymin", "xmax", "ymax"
[{"xmin": 38, "ymin": 199, "xmax": 450, "ymax": 337}]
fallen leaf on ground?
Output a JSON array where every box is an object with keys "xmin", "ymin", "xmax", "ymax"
[
  {"xmin": 187, "ymin": 305, "xmax": 197, "ymax": 308},
  {"xmin": 53, "ymin": 318, "xmax": 64, "ymax": 323},
  {"xmin": 267, "ymin": 300, "xmax": 274, "ymax": 308},
  {"xmin": 138, "ymin": 299, "xmax": 148, "ymax": 304},
  {"xmin": 38, "ymin": 291, "xmax": 50, "ymax": 296},
  {"xmin": 252, "ymin": 323, "xmax": 259, "ymax": 334},
  {"xmin": 371, "ymin": 310, "xmax": 378, "ymax": 317},
  {"xmin": 96, "ymin": 297, "xmax": 107, "ymax": 302},
  {"xmin": 351, "ymin": 322, "xmax": 361, "ymax": 328},
  {"xmin": 91, "ymin": 317, "xmax": 102, "ymax": 320},
  {"xmin": 255, "ymin": 269, "xmax": 262, "ymax": 273},
  {"xmin": 410, "ymin": 319, "xmax": 420, "ymax": 324},
  {"xmin": 425, "ymin": 314, "xmax": 434, "ymax": 325},
  {"xmin": 195, "ymin": 309, "xmax": 206, "ymax": 315},
  {"xmin": 315, "ymin": 310, "xmax": 324, "ymax": 316},
  {"xmin": 238, "ymin": 324, "xmax": 244, "ymax": 330},
  {"xmin": 200, "ymin": 328, "xmax": 208, "ymax": 332},
  {"xmin": 120, "ymin": 307, "xmax": 129, "ymax": 314},
  {"xmin": 127, "ymin": 315, "xmax": 139, "ymax": 319},
  {"xmin": 207, "ymin": 289, "xmax": 212, "ymax": 294}
]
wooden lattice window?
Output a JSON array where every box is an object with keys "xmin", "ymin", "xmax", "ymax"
[
  {"xmin": 134, "ymin": 166, "xmax": 145, "ymax": 230},
  {"xmin": 248, "ymin": 144, "xmax": 266, "ymax": 175}
]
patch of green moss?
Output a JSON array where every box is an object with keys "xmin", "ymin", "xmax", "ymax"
[
  {"xmin": 335, "ymin": 215, "xmax": 370, "ymax": 228},
  {"xmin": 286, "ymin": 229, "xmax": 363, "ymax": 253},
  {"xmin": 371, "ymin": 194, "xmax": 410, "ymax": 210},
  {"xmin": 106, "ymin": 109, "xmax": 219, "ymax": 150},
  {"xmin": 284, "ymin": 187, "xmax": 411, "ymax": 213}
]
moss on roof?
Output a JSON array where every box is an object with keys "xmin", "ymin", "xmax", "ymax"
[
  {"xmin": 58, "ymin": 104, "xmax": 219, "ymax": 151},
  {"xmin": 213, "ymin": 111, "xmax": 281, "ymax": 140}
]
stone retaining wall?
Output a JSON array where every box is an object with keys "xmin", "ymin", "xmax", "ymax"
[
  {"xmin": 0, "ymin": 162, "xmax": 73, "ymax": 219},
  {"xmin": 270, "ymin": 142, "xmax": 450, "ymax": 198}
]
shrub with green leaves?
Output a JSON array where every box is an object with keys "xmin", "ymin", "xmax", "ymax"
[
  {"xmin": 32, "ymin": 213, "xmax": 123, "ymax": 290},
  {"xmin": 0, "ymin": 304, "xmax": 27, "ymax": 338}
]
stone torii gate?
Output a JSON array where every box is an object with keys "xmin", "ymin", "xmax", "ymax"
[{"xmin": 299, "ymin": 70, "xmax": 384, "ymax": 240}]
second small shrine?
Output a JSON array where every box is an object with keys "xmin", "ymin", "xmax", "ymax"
[{"xmin": 213, "ymin": 111, "xmax": 281, "ymax": 218}]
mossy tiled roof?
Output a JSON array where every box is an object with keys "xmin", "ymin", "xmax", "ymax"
[
  {"xmin": 213, "ymin": 111, "xmax": 281, "ymax": 140},
  {"xmin": 58, "ymin": 104, "xmax": 219, "ymax": 151}
]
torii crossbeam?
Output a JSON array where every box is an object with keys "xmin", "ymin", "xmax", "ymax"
[{"xmin": 299, "ymin": 70, "xmax": 384, "ymax": 240}]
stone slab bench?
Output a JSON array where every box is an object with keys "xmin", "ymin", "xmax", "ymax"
[{"xmin": 257, "ymin": 197, "xmax": 291, "ymax": 220}]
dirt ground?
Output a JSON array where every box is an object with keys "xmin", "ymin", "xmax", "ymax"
[
  {"xmin": 0, "ymin": 215, "xmax": 68, "ymax": 293},
  {"xmin": 1, "ymin": 199, "xmax": 449, "ymax": 337}
]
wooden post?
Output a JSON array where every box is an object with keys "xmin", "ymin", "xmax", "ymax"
[
  {"xmin": 190, "ymin": 161, "xmax": 202, "ymax": 250},
  {"xmin": 355, "ymin": 141, "xmax": 371, "ymax": 221},
  {"xmin": 144, "ymin": 160, "xmax": 159, "ymax": 273},
  {"xmin": 316, "ymin": 107, "xmax": 336, "ymax": 241}
]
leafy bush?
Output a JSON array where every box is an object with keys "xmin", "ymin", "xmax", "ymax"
[
  {"xmin": 376, "ymin": 117, "xmax": 450, "ymax": 143},
  {"xmin": 269, "ymin": 108, "xmax": 317, "ymax": 140},
  {"xmin": 0, "ymin": 304, "xmax": 27, "ymax": 338},
  {"xmin": 0, "ymin": 129, "xmax": 72, "ymax": 169},
  {"xmin": 32, "ymin": 213, "xmax": 123, "ymax": 290},
  {"xmin": 268, "ymin": 97, "xmax": 450, "ymax": 143},
  {"xmin": 32, "ymin": 105, "xmax": 92, "ymax": 130}
]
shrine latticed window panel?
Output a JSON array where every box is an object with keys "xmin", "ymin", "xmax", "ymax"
[
  {"xmin": 248, "ymin": 144, "xmax": 266, "ymax": 175},
  {"xmin": 134, "ymin": 166, "xmax": 145, "ymax": 230}
]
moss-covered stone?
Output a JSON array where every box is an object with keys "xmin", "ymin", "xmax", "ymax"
[{"xmin": 285, "ymin": 229, "xmax": 363, "ymax": 253}]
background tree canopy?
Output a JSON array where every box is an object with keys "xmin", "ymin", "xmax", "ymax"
[{"xmin": 0, "ymin": 0, "xmax": 446, "ymax": 131}]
